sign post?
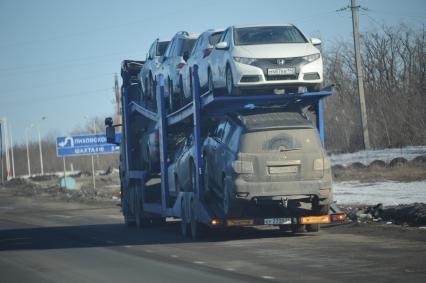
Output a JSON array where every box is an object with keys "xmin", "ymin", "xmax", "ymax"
[
  {"xmin": 62, "ymin": 156, "xmax": 67, "ymax": 189},
  {"xmin": 56, "ymin": 133, "xmax": 121, "ymax": 189}
]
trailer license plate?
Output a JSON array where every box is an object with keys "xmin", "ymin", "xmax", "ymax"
[
  {"xmin": 269, "ymin": 166, "xmax": 298, "ymax": 174},
  {"xmin": 264, "ymin": 218, "xmax": 292, "ymax": 225},
  {"xmin": 267, "ymin": 68, "xmax": 296, "ymax": 76}
]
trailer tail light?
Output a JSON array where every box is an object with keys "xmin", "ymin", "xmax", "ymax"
[
  {"xmin": 330, "ymin": 213, "xmax": 346, "ymax": 222},
  {"xmin": 211, "ymin": 219, "xmax": 221, "ymax": 226},
  {"xmin": 300, "ymin": 215, "xmax": 330, "ymax": 224},
  {"xmin": 203, "ymin": 48, "xmax": 213, "ymax": 58}
]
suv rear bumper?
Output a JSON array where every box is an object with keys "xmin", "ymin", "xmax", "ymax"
[{"xmin": 233, "ymin": 177, "xmax": 333, "ymax": 205}]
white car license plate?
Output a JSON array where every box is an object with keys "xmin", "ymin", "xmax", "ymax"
[
  {"xmin": 267, "ymin": 68, "xmax": 296, "ymax": 76},
  {"xmin": 269, "ymin": 166, "xmax": 298, "ymax": 174},
  {"xmin": 264, "ymin": 218, "xmax": 292, "ymax": 225}
]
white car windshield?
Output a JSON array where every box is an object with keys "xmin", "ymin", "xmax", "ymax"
[{"xmin": 234, "ymin": 26, "xmax": 307, "ymax": 45}]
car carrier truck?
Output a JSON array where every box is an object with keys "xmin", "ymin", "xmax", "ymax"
[{"xmin": 105, "ymin": 60, "xmax": 345, "ymax": 239}]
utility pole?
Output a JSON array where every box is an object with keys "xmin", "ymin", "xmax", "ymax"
[
  {"xmin": 351, "ymin": 0, "xmax": 370, "ymax": 149},
  {"xmin": 337, "ymin": 0, "xmax": 371, "ymax": 150},
  {"xmin": 9, "ymin": 124, "xmax": 15, "ymax": 178},
  {"xmin": 36, "ymin": 116, "xmax": 46, "ymax": 175},
  {"xmin": 25, "ymin": 127, "xmax": 32, "ymax": 177},
  {"xmin": 0, "ymin": 118, "xmax": 11, "ymax": 181},
  {"xmin": 0, "ymin": 120, "xmax": 4, "ymax": 184}
]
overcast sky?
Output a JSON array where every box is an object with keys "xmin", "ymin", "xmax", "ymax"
[{"xmin": 0, "ymin": 0, "xmax": 425, "ymax": 144}]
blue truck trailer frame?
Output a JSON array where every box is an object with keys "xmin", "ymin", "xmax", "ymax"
[{"xmin": 107, "ymin": 60, "xmax": 345, "ymax": 238}]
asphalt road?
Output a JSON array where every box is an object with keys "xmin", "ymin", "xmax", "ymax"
[{"xmin": 0, "ymin": 189, "xmax": 425, "ymax": 283}]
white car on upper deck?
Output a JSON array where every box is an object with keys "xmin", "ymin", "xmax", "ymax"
[{"xmin": 208, "ymin": 24, "xmax": 323, "ymax": 95}]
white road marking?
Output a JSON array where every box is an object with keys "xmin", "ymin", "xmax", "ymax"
[
  {"xmin": 106, "ymin": 215, "xmax": 123, "ymax": 219},
  {"xmin": 261, "ymin": 275, "xmax": 275, "ymax": 280},
  {"xmin": 50, "ymin": 214, "xmax": 72, "ymax": 219},
  {"xmin": 193, "ymin": 261, "xmax": 206, "ymax": 265},
  {"xmin": 225, "ymin": 268, "xmax": 236, "ymax": 272},
  {"xmin": 145, "ymin": 249, "xmax": 153, "ymax": 253},
  {"xmin": 123, "ymin": 245, "xmax": 132, "ymax": 248},
  {"xmin": 170, "ymin": 254, "xmax": 179, "ymax": 258}
]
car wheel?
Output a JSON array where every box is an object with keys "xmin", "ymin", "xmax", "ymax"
[
  {"xmin": 226, "ymin": 66, "xmax": 240, "ymax": 95},
  {"xmin": 190, "ymin": 161, "xmax": 196, "ymax": 193},
  {"xmin": 135, "ymin": 185, "xmax": 144, "ymax": 229},
  {"xmin": 146, "ymin": 148, "xmax": 153, "ymax": 174},
  {"xmin": 291, "ymin": 224, "xmax": 306, "ymax": 234},
  {"xmin": 306, "ymin": 224, "xmax": 320, "ymax": 232},
  {"xmin": 150, "ymin": 75, "xmax": 156, "ymax": 103},
  {"xmin": 203, "ymin": 158, "xmax": 212, "ymax": 201},
  {"xmin": 179, "ymin": 77, "xmax": 185, "ymax": 107},
  {"xmin": 180, "ymin": 199, "xmax": 188, "ymax": 238},
  {"xmin": 223, "ymin": 176, "xmax": 243, "ymax": 217},
  {"xmin": 168, "ymin": 80, "xmax": 174, "ymax": 112},
  {"xmin": 190, "ymin": 198, "xmax": 204, "ymax": 239},
  {"xmin": 208, "ymin": 69, "xmax": 215, "ymax": 95},
  {"xmin": 123, "ymin": 187, "xmax": 136, "ymax": 227}
]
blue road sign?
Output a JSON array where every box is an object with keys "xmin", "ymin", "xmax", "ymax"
[{"xmin": 56, "ymin": 133, "xmax": 121, "ymax": 157}]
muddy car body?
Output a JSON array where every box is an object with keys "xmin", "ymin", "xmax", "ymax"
[{"xmin": 203, "ymin": 110, "xmax": 332, "ymax": 216}]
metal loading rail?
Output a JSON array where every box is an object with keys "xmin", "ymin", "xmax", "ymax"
[{"xmin": 122, "ymin": 63, "xmax": 335, "ymax": 226}]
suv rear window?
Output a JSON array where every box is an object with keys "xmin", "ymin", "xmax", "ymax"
[
  {"xmin": 239, "ymin": 128, "xmax": 321, "ymax": 153},
  {"xmin": 157, "ymin": 41, "xmax": 169, "ymax": 56},
  {"xmin": 236, "ymin": 111, "xmax": 313, "ymax": 131},
  {"xmin": 180, "ymin": 38, "xmax": 197, "ymax": 56},
  {"xmin": 209, "ymin": 32, "xmax": 223, "ymax": 45},
  {"xmin": 234, "ymin": 26, "xmax": 307, "ymax": 45}
]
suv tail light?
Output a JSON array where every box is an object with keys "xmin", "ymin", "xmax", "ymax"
[
  {"xmin": 232, "ymin": 160, "xmax": 254, "ymax": 174},
  {"xmin": 203, "ymin": 48, "xmax": 213, "ymax": 58}
]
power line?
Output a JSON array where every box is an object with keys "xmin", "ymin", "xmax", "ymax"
[
  {"xmin": 0, "ymin": 87, "xmax": 112, "ymax": 106},
  {"xmin": 0, "ymin": 52, "xmax": 142, "ymax": 78},
  {"xmin": 0, "ymin": 72, "xmax": 115, "ymax": 95},
  {"xmin": 0, "ymin": 49, "xmax": 143, "ymax": 73},
  {"xmin": 0, "ymin": 18, "xmax": 149, "ymax": 50}
]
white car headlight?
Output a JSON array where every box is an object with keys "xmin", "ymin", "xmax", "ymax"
[
  {"xmin": 233, "ymin": 57, "xmax": 257, "ymax": 65},
  {"xmin": 302, "ymin": 53, "xmax": 321, "ymax": 62}
]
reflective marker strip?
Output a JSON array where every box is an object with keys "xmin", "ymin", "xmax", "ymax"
[{"xmin": 300, "ymin": 215, "xmax": 330, "ymax": 224}]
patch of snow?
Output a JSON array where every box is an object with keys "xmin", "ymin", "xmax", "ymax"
[
  {"xmin": 334, "ymin": 180, "xmax": 426, "ymax": 206},
  {"xmin": 329, "ymin": 145, "xmax": 426, "ymax": 166}
]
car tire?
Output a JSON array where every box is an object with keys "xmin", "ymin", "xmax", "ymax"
[
  {"xmin": 223, "ymin": 176, "xmax": 243, "ymax": 217},
  {"xmin": 135, "ymin": 185, "xmax": 146, "ymax": 229},
  {"xmin": 180, "ymin": 199, "xmax": 188, "ymax": 238},
  {"xmin": 208, "ymin": 69, "xmax": 215, "ymax": 95},
  {"xmin": 291, "ymin": 224, "xmax": 306, "ymax": 234},
  {"xmin": 150, "ymin": 75, "xmax": 156, "ymax": 104},
  {"xmin": 226, "ymin": 66, "xmax": 240, "ymax": 96},
  {"xmin": 306, "ymin": 224, "xmax": 320, "ymax": 232},
  {"xmin": 146, "ymin": 147, "xmax": 153, "ymax": 174},
  {"xmin": 168, "ymin": 80, "xmax": 175, "ymax": 112},
  {"xmin": 203, "ymin": 158, "xmax": 212, "ymax": 202},
  {"xmin": 190, "ymin": 198, "xmax": 205, "ymax": 239},
  {"xmin": 179, "ymin": 76, "xmax": 185, "ymax": 107}
]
